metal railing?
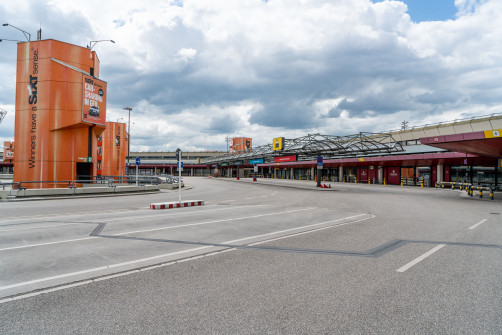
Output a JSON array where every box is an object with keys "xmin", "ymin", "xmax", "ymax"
[
  {"xmin": 435, "ymin": 181, "xmax": 495, "ymax": 200},
  {"xmin": 0, "ymin": 175, "xmax": 183, "ymax": 190}
]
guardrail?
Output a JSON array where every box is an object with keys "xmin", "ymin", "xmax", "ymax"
[
  {"xmin": 0, "ymin": 175, "xmax": 183, "ymax": 190},
  {"xmin": 435, "ymin": 181, "xmax": 495, "ymax": 200}
]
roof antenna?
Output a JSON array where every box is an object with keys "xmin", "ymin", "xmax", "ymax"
[{"xmin": 37, "ymin": 23, "xmax": 42, "ymax": 40}]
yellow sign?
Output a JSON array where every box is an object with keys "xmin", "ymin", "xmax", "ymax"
[
  {"xmin": 273, "ymin": 137, "xmax": 285, "ymax": 151},
  {"xmin": 197, "ymin": 158, "xmax": 200, "ymax": 164},
  {"xmin": 484, "ymin": 129, "xmax": 501, "ymax": 138},
  {"xmin": 358, "ymin": 158, "xmax": 365, "ymax": 162}
]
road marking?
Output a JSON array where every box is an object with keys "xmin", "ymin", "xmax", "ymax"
[
  {"xmin": 0, "ymin": 222, "xmax": 92, "ymax": 233},
  {"xmin": 0, "ymin": 205, "xmax": 259, "ymax": 232},
  {"xmin": 0, "ymin": 246, "xmax": 212, "ymax": 292},
  {"xmin": 225, "ymin": 214, "xmax": 373, "ymax": 244},
  {"xmin": 114, "ymin": 208, "xmax": 317, "ymax": 236},
  {"xmin": 396, "ymin": 244, "xmax": 446, "ymax": 273},
  {"xmin": 0, "ymin": 237, "xmax": 97, "ymax": 252},
  {"xmin": 247, "ymin": 214, "xmax": 375, "ymax": 246},
  {"xmin": 0, "ymin": 212, "xmax": 372, "ymax": 301},
  {"xmin": 468, "ymin": 219, "xmax": 487, "ymax": 230}
]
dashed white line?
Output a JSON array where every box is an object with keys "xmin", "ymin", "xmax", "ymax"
[
  {"xmin": 468, "ymin": 219, "xmax": 487, "ymax": 230},
  {"xmin": 396, "ymin": 244, "xmax": 446, "ymax": 273}
]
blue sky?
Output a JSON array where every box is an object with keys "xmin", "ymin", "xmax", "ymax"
[
  {"xmin": 374, "ymin": 0, "xmax": 457, "ymax": 22},
  {"xmin": 1, "ymin": 0, "xmax": 501, "ymax": 152}
]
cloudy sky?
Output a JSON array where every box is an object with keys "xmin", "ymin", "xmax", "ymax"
[{"xmin": 1, "ymin": 0, "xmax": 501, "ymax": 152}]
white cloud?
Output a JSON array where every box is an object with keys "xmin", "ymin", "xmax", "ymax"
[{"xmin": 1, "ymin": 0, "xmax": 502, "ymax": 151}]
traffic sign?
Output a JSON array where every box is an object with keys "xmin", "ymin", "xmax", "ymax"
[
  {"xmin": 136, "ymin": 157, "xmax": 141, "ymax": 165},
  {"xmin": 177, "ymin": 162, "xmax": 183, "ymax": 170},
  {"xmin": 317, "ymin": 156, "xmax": 323, "ymax": 168}
]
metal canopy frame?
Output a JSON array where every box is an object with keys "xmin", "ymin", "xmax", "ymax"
[{"xmin": 201, "ymin": 132, "xmax": 404, "ymax": 165}]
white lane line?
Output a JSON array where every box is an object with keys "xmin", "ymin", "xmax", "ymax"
[
  {"xmin": 0, "ymin": 222, "xmax": 86, "ymax": 232},
  {"xmin": 0, "ymin": 205, "xmax": 259, "ymax": 232},
  {"xmin": 225, "ymin": 214, "xmax": 373, "ymax": 244},
  {"xmin": 0, "ymin": 212, "xmax": 372, "ymax": 298},
  {"xmin": 0, "ymin": 246, "xmax": 211, "ymax": 291},
  {"xmin": 248, "ymin": 214, "xmax": 375, "ymax": 246},
  {"xmin": 114, "ymin": 208, "xmax": 317, "ymax": 236},
  {"xmin": 0, "ymin": 237, "xmax": 97, "ymax": 252},
  {"xmin": 468, "ymin": 219, "xmax": 487, "ymax": 230},
  {"xmin": 0, "ymin": 207, "xmax": 314, "ymax": 251},
  {"xmin": 396, "ymin": 244, "xmax": 446, "ymax": 273}
]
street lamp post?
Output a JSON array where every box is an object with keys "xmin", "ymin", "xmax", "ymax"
[
  {"xmin": 88, "ymin": 40, "xmax": 115, "ymax": 50},
  {"xmin": 2, "ymin": 23, "xmax": 31, "ymax": 41},
  {"xmin": 0, "ymin": 39, "xmax": 23, "ymax": 43},
  {"xmin": 123, "ymin": 107, "xmax": 132, "ymax": 168}
]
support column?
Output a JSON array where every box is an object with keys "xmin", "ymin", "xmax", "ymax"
[
  {"xmin": 339, "ymin": 167, "xmax": 343, "ymax": 182},
  {"xmin": 437, "ymin": 164, "xmax": 443, "ymax": 183},
  {"xmin": 274, "ymin": 168, "xmax": 277, "ymax": 179},
  {"xmin": 311, "ymin": 167, "xmax": 315, "ymax": 180},
  {"xmin": 291, "ymin": 167, "xmax": 294, "ymax": 179},
  {"xmin": 378, "ymin": 167, "xmax": 383, "ymax": 184}
]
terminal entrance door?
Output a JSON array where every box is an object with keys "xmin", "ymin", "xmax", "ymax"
[{"xmin": 76, "ymin": 162, "xmax": 92, "ymax": 182}]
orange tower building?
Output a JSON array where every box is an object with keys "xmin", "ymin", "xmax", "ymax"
[
  {"xmin": 13, "ymin": 39, "xmax": 107, "ymax": 188},
  {"xmin": 3, "ymin": 141, "xmax": 14, "ymax": 164},
  {"xmin": 229, "ymin": 137, "xmax": 252, "ymax": 152},
  {"xmin": 101, "ymin": 121, "xmax": 128, "ymax": 177}
]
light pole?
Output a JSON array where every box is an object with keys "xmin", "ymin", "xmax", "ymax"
[
  {"xmin": 88, "ymin": 40, "xmax": 115, "ymax": 50},
  {"xmin": 2, "ymin": 23, "xmax": 31, "ymax": 41},
  {"xmin": 123, "ymin": 107, "xmax": 132, "ymax": 168},
  {"xmin": 0, "ymin": 39, "xmax": 23, "ymax": 43}
]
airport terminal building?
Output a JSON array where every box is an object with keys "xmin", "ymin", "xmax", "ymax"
[{"xmin": 123, "ymin": 114, "xmax": 502, "ymax": 188}]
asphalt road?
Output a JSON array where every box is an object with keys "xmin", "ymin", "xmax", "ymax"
[{"xmin": 1, "ymin": 177, "xmax": 501, "ymax": 334}]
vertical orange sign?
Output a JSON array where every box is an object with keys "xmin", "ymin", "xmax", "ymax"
[{"xmin": 82, "ymin": 74, "xmax": 106, "ymax": 126}]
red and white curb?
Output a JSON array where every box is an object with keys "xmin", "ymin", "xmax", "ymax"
[{"xmin": 150, "ymin": 200, "xmax": 204, "ymax": 210}]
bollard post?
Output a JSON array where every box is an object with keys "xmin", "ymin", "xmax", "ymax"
[
  {"xmin": 479, "ymin": 188, "xmax": 483, "ymax": 199},
  {"xmin": 470, "ymin": 185, "xmax": 473, "ymax": 197},
  {"xmin": 384, "ymin": 178, "xmax": 386, "ymax": 186},
  {"xmin": 490, "ymin": 188, "xmax": 494, "ymax": 200},
  {"xmin": 343, "ymin": 177, "xmax": 345, "ymax": 183},
  {"xmin": 355, "ymin": 177, "xmax": 357, "ymax": 184},
  {"xmin": 421, "ymin": 180, "xmax": 424, "ymax": 188},
  {"xmin": 368, "ymin": 178, "xmax": 370, "ymax": 185},
  {"xmin": 451, "ymin": 182, "xmax": 454, "ymax": 190},
  {"xmin": 400, "ymin": 177, "xmax": 403, "ymax": 187}
]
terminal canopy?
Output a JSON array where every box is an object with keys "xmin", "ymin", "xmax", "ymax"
[{"xmin": 201, "ymin": 133, "xmax": 404, "ymax": 164}]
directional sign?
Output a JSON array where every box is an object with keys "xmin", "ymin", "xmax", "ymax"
[
  {"xmin": 177, "ymin": 162, "xmax": 183, "ymax": 170},
  {"xmin": 317, "ymin": 156, "xmax": 323, "ymax": 169},
  {"xmin": 136, "ymin": 157, "xmax": 141, "ymax": 165}
]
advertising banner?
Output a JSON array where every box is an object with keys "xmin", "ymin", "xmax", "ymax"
[
  {"xmin": 273, "ymin": 137, "xmax": 285, "ymax": 151},
  {"xmin": 274, "ymin": 155, "xmax": 296, "ymax": 163},
  {"xmin": 82, "ymin": 74, "xmax": 106, "ymax": 126},
  {"xmin": 249, "ymin": 158, "xmax": 264, "ymax": 164}
]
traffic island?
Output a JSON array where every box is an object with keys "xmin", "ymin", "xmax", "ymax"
[{"xmin": 150, "ymin": 200, "xmax": 204, "ymax": 210}]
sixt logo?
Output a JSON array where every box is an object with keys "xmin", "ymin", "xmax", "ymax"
[
  {"xmin": 28, "ymin": 75, "xmax": 38, "ymax": 104},
  {"xmin": 85, "ymin": 77, "xmax": 94, "ymax": 85}
]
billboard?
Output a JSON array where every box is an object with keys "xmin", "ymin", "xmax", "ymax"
[
  {"xmin": 273, "ymin": 137, "xmax": 285, "ymax": 151},
  {"xmin": 82, "ymin": 74, "xmax": 107, "ymax": 126},
  {"xmin": 274, "ymin": 155, "xmax": 296, "ymax": 162}
]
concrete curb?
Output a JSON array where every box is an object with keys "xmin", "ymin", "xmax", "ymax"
[
  {"xmin": 150, "ymin": 200, "xmax": 204, "ymax": 210},
  {"xmin": 0, "ymin": 185, "xmax": 161, "ymax": 199}
]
